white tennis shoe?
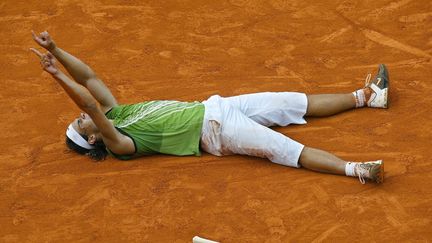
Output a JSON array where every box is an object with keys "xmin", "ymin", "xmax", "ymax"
[
  {"xmin": 365, "ymin": 64, "xmax": 389, "ymax": 108},
  {"xmin": 354, "ymin": 160, "xmax": 384, "ymax": 184}
]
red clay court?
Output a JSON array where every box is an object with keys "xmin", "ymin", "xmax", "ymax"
[{"xmin": 1, "ymin": 0, "xmax": 431, "ymax": 242}]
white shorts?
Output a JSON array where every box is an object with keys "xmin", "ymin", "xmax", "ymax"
[{"xmin": 200, "ymin": 92, "xmax": 308, "ymax": 168}]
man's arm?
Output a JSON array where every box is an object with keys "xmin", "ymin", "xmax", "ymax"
[
  {"xmin": 50, "ymin": 47, "xmax": 117, "ymax": 113},
  {"xmin": 30, "ymin": 48, "xmax": 135, "ymax": 155},
  {"xmin": 32, "ymin": 30, "xmax": 117, "ymax": 113},
  {"xmin": 54, "ymin": 72, "xmax": 134, "ymax": 155}
]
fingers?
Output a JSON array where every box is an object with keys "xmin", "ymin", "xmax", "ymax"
[
  {"xmin": 39, "ymin": 56, "xmax": 56, "ymax": 73},
  {"xmin": 41, "ymin": 31, "xmax": 50, "ymax": 42},
  {"xmin": 42, "ymin": 55, "xmax": 50, "ymax": 64},
  {"xmin": 30, "ymin": 48, "xmax": 53, "ymax": 59},
  {"xmin": 41, "ymin": 31, "xmax": 47, "ymax": 41},
  {"xmin": 43, "ymin": 60, "xmax": 51, "ymax": 67},
  {"xmin": 31, "ymin": 30, "xmax": 37, "ymax": 41},
  {"xmin": 31, "ymin": 30, "xmax": 50, "ymax": 42},
  {"xmin": 31, "ymin": 30, "xmax": 44, "ymax": 47},
  {"xmin": 30, "ymin": 48, "xmax": 55, "ymax": 67},
  {"xmin": 30, "ymin": 47, "xmax": 43, "ymax": 58}
]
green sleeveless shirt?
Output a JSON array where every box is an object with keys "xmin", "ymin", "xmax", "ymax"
[{"xmin": 105, "ymin": 100, "xmax": 205, "ymax": 160}]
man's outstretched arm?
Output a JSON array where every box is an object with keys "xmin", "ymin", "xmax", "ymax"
[
  {"xmin": 30, "ymin": 48, "xmax": 135, "ymax": 155},
  {"xmin": 31, "ymin": 30, "xmax": 117, "ymax": 113}
]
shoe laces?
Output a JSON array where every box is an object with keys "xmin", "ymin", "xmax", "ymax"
[
  {"xmin": 364, "ymin": 73, "xmax": 372, "ymax": 87},
  {"xmin": 364, "ymin": 73, "xmax": 382, "ymax": 88},
  {"xmin": 355, "ymin": 163, "xmax": 370, "ymax": 184}
]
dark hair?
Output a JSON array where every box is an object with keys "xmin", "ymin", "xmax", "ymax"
[{"xmin": 65, "ymin": 135, "xmax": 108, "ymax": 161}]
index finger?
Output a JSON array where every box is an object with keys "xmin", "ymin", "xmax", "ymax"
[
  {"xmin": 31, "ymin": 30, "xmax": 38, "ymax": 41},
  {"xmin": 30, "ymin": 48, "xmax": 43, "ymax": 58}
]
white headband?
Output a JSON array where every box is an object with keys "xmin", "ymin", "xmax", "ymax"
[{"xmin": 66, "ymin": 124, "xmax": 95, "ymax": 150}]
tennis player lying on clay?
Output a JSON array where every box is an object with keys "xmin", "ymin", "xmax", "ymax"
[{"xmin": 30, "ymin": 30, "xmax": 388, "ymax": 184}]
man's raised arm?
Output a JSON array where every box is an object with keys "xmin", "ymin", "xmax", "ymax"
[{"xmin": 31, "ymin": 30, "xmax": 118, "ymax": 112}]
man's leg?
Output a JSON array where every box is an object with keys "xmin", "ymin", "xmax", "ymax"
[
  {"xmin": 220, "ymin": 90, "xmax": 369, "ymax": 125},
  {"xmin": 305, "ymin": 93, "xmax": 357, "ymax": 117},
  {"xmin": 221, "ymin": 92, "xmax": 308, "ymax": 127},
  {"xmin": 306, "ymin": 64, "xmax": 389, "ymax": 117},
  {"xmin": 298, "ymin": 147, "xmax": 346, "ymax": 175},
  {"xmin": 305, "ymin": 89, "xmax": 374, "ymax": 117},
  {"xmin": 212, "ymin": 99, "xmax": 383, "ymax": 184},
  {"xmin": 299, "ymin": 146, "xmax": 384, "ymax": 184},
  {"xmin": 224, "ymin": 65, "xmax": 388, "ymax": 121}
]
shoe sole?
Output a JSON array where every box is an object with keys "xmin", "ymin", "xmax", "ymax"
[
  {"xmin": 376, "ymin": 160, "xmax": 384, "ymax": 183},
  {"xmin": 379, "ymin": 64, "xmax": 389, "ymax": 109},
  {"xmin": 383, "ymin": 88, "xmax": 388, "ymax": 109}
]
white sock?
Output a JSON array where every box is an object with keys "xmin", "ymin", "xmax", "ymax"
[
  {"xmin": 352, "ymin": 89, "xmax": 366, "ymax": 108},
  {"xmin": 345, "ymin": 162, "xmax": 357, "ymax": 177}
]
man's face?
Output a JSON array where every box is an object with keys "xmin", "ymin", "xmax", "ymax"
[{"xmin": 70, "ymin": 113, "xmax": 95, "ymax": 138}]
